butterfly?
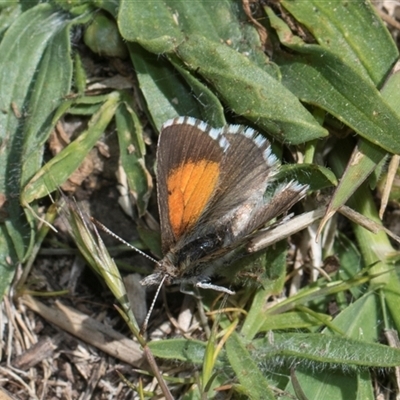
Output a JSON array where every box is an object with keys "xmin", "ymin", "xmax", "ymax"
[{"xmin": 141, "ymin": 117, "xmax": 307, "ymax": 294}]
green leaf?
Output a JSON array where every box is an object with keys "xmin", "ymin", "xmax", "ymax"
[
  {"xmin": 259, "ymin": 311, "xmax": 331, "ymax": 332},
  {"xmin": 381, "ymin": 68, "xmax": 400, "ymax": 110},
  {"xmin": 118, "ymin": 0, "xmax": 184, "ymax": 53},
  {"xmin": 226, "ymin": 332, "xmax": 275, "ymax": 400},
  {"xmin": 0, "ymin": 3, "xmax": 21, "ymax": 40},
  {"xmin": 93, "ymin": 0, "xmax": 119, "ymax": 17},
  {"xmin": 118, "ymin": 0, "xmax": 271, "ymax": 69},
  {"xmin": 318, "ymin": 55, "xmax": 400, "ymax": 229},
  {"xmin": 325, "ymin": 292, "xmax": 381, "ymax": 342},
  {"xmin": 176, "ymin": 34, "xmax": 327, "ymax": 144},
  {"xmin": 137, "ymin": 225, "xmax": 162, "ymax": 260},
  {"xmin": 127, "ymin": 43, "xmax": 216, "ymax": 130},
  {"xmin": 0, "ymin": 226, "xmax": 18, "ymax": 300},
  {"xmin": 280, "ymin": 0, "xmax": 398, "ymax": 85},
  {"xmin": 73, "ymin": 52, "xmax": 87, "ymax": 95},
  {"xmin": 356, "ymin": 370, "xmax": 375, "ymax": 400},
  {"xmin": 84, "ymin": 12, "xmax": 128, "ymax": 58},
  {"xmin": 257, "ymin": 330, "xmax": 399, "ymax": 368},
  {"xmin": 277, "ymin": 45, "xmax": 400, "ymax": 153},
  {"xmin": 285, "ymin": 368, "xmax": 358, "ymax": 400},
  {"xmin": 148, "ymin": 339, "xmax": 207, "ymax": 364},
  {"xmin": 168, "ymin": 55, "xmax": 226, "ymax": 127}
]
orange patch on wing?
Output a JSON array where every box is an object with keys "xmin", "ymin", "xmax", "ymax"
[{"xmin": 167, "ymin": 160, "xmax": 219, "ymax": 239}]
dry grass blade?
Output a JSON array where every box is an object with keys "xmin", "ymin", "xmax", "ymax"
[
  {"xmin": 379, "ymin": 154, "xmax": 400, "ymax": 219},
  {"xmin": 21, "ymin": 295, "xmax": 144, "ymax": 367},
  {"xmin": 248, "ymin": 207, "xmax": 326, "ymax": 252}
]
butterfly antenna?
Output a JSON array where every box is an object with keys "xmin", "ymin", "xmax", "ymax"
[
  {"xmin": 141, "ymin": 274, "xmax": 167, "ymax": 335},
  {"xmin": 91, "ymin": 217, "xmax": 159, "ymax": 264}
]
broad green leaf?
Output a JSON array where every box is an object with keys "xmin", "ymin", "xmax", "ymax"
[
  {"xmin": 258, "ymin": 330, "xmax": 399, "ymax": 368},
  {"xmin": 148, "ymin": 339, "xmax": 207, "ymax": 364},
  {"xmin": 226, "ymin": 332, "xmax": 275, "ymax": 400},
  {"xmin": 127, "ymin": 43, "xmax": 218, "ymax": 130},
  {"xmin": 280, "ymin": 0, "xmax": 398, "ymax": 85},
  {"xmin": 19, "ymin": 19, "xmax": 74, "ymax": 268},
  {"xmin": 84, "ymin": 12, "xmax": 128, "ymax": 58},
  {"xmin": 119, "ymin": 0, "xmax": 272, "ymax": 70},
  {"xmin": 258, "ymin": 311, "xmax": 331, "ymax": 332},
  {"xmin": 284, "ymin": 368, "xmax": 358, "ymax": 400},
  {"xmin": 326, "ymin": 292, "xmax": 381, "ymax": 342},
  {"xmin": 356, "ymin": 371, "xmax": 375, "ymax": 400},
  {"xmin": 0, "ymin": 3, "xmax": 21, "ymax": 39},
  {"xmin": 168, "ymin": 55, "xmax": 226, "ymax": 127},
  {"xmin": 118, "ymin": 0, "xmax": 184, "ymax": 53},
  {"xmin": 93, "ymin": 0, "xmax": 119, "ymax": 17},
  {"xmin": 176, "ymin": 34, "xmax": 327, "ymax": 144},
  {"xmin": 381, "ymin": 68, "xmax": 400, "ymax": 109},
  {"xmin": 277, "ymin": 45, "xmax": 400, "ymax": 154},
  {"xmin": 287, "ymin": 1, "xmax": 400, "ymax": 215},
  {"xmin": 0, "ymin": 3, "xmax": 60, "ymax": 257},
  {"xmin": 0, "ymin": 4, "xmax": 65, "ymax": 137}
]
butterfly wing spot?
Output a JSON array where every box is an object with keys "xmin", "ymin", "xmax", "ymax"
[{"xmin": 167, "ymin": 160, "xmax": 220, "ymax": 239}]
